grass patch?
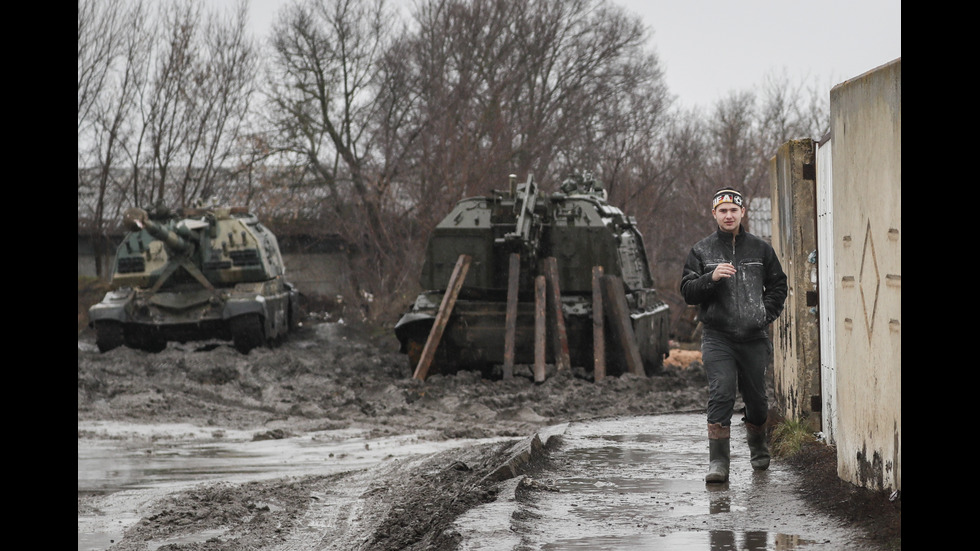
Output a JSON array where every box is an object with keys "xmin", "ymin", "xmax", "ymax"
[{"xmin": 770, "ymin": 417, "xmax": 818, "ymax": 458}]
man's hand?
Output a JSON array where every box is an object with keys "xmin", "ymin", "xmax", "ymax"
[{"xmin": 711, "ymin": 262, "xmax": 736, "ymax": 281}]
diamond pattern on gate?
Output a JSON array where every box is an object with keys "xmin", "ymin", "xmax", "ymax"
[{"xmin": 859, "ymin": 222, "xmax": 879, "ymax": 340}]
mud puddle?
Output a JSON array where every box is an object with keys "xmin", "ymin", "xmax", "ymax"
[
  {"xmin": 455, "ymin": 413, "xmax": 864, "ymax": 551},
  {"xmin": 77, "ymin": 421, "xmax": 508, "ymax": 551}
]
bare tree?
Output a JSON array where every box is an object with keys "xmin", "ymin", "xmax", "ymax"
[
  {"xmin": 263, "ymin": 0, "xmax": 415, "ymax": 322},
  {"xmin": 80, "ymin": 0, "xmax": 264, "ymax": 278},
  {"xmin": 626, "ymin": 108, "xmax": 710, "ymax": 292},
  {"xmin": 757, "ymin": 68, "xmax": 829, "ymax": 148},
  {"xmin": 396, "ymin": 0, "xmax": 524, "ymax": 224},
  {"xmin": 78, "ymin": 0, "xmax": 124, "ymax": 140},
  {"xmin": 92, "ymin": 0, "xmax": 256, "ymax": 211},
  {"xmin": 701, "ymin": 71, "xmax": 829, "ymax": 208},
  {"xmin": 136, "ymin": 1, "xmax": 196, "ymax": 205},
  {"xmin": 647, "ymin": 72, "xmax": 829, "ymax": 297},
  {"xmin": 702, "ymin": 90, "xmax": 766, "ymax": 203},
  {"xmin": 401, "ymin": 0, "xmax": 664, "ymax": 205},
  {"xmin": 176, "ymin": 0, "xmax": 259, "ymax": 205},
  {"xmin": 265, "ymin": 0, "xmax": 396, "ymax": 241},
  {"xmin": 79, "ymin": 0, "xmax": 153, "ymax": 278},
  {"xmin": 79, "ymin": 0, "xmax": 838, "ymax": 328}
]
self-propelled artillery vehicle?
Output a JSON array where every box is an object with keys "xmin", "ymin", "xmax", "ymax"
[
  {"xmin": 394, "ymin": 173, "xmax": 670, "ymax": 378},
  {"xmin": 88, "ymin": 204, "xmax": 300, "ymax": 354}
]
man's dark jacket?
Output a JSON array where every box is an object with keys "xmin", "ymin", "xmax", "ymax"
[{"xmin": 680, "ymin": 226, "xmax": 788, "ymax": 341}]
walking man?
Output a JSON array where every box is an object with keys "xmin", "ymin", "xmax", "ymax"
[{"xmin": 680, "ymin": 188, "xmax": 788, "ymax": 483}]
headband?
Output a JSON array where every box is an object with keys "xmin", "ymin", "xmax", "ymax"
[{"xmin": 712, "ymin": 189, "xmax": 743, "ymax": 209}]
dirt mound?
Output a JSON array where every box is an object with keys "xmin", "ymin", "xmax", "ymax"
[{"xmin": 78, "ymin": 324, "xmax": 710, "ymax": 439}]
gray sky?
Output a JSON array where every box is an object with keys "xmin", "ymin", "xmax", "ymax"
[
  {"xmin": 620, "ymin": 0, "xmax": 901, "ymax": 110},
  {"xmin": 221, "ymin": 0, "xmax": 901, "ymax": 111}
]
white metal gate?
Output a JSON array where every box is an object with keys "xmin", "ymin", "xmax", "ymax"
[{"xmin": 815, "ymin": 138, "xmax": 837, "ymax": 445}]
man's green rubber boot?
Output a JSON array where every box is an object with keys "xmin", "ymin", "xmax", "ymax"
[
  {"xmin": 745, "ymin": 421, "xmax": 771, "ymax": 470},
  {"xmin": 705, "ymin": 423, "xmax": 730, "ymax": 483}
]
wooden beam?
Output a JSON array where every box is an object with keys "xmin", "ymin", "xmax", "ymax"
[
  {"xmin": 543, "ymin": 257, "xmax": 570, "ymax": 371},
  {"xmin": 592, "ymin": 266, "xmax": 606, "ymax": 382},
  {"xmin": 533, "ymin": 274, "xmax": 547, "ymax": 383},
  {"xmin": 413, "ymin": 254, "xmax": 472, "ymax": 381},
  {"xmin": 502, "ymin": 253, "xmax": 520, "ymax": 379},
  {"xmin": 601, "ymin": 274, "xmax": 643, "ymax": 376}
]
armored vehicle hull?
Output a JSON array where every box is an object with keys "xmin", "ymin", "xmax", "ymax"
[
  {"xmin": 89, "ymin": 206, "xmax": 300, "ymax": 353},
  {"xmin": 395, "ymin": 291, "xmax": 669, "ymax": 376},
  {"xmin": 395, "ymin": 174, "xmax": 670, "ymax": 378}
]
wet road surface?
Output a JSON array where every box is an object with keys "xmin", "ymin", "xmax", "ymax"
[
  {"xmin": 79, "ymin": 413, "xmax": 866, "ymax": 551},
  {"xmin": 455, "ymin": 413, "xmax": 865, "ymax": 550},
  {"xmin": 77, "ymin": 422, "xmax": 509, "ymax": 551}
]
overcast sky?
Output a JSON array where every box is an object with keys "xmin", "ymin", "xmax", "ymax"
[
  {"xmin": 219, "ymin": 0, "xmax": 901, "ymax": 111},
  {"xmin": 621, "ymin": 0, "xmax": 901, "ymax": 110}
]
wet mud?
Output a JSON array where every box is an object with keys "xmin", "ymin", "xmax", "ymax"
[{"xmin": 77, "ymin": 322, "xmax": 899, "ymax": 550}]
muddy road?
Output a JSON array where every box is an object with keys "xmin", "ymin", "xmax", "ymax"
[{"xmin": 77, "ymin": 321, "xmax": 900, "ymax": 550}]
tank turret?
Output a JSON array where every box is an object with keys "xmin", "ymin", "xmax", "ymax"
[
  {"xmin": 88, "ymin": 205, "xmax": 300, "ymax": 354},
  {"xmin": 394, "ymin": 173, "xmax": 670, "ymax": 379},
  {"xmin": 123, "ymin": 207, "xmax": 192, "ymax": 253}
]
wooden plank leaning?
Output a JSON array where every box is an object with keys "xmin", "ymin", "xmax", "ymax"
[
  {"xmin": 412, "ymin": 254, "xmax": 472, "ymax": 381},
  {"xmin": 592, "ymin": 266, "xmax": 606, "ymax": 381},
  {"xmin": 601, "ymin": 274, "xmax": 644, "ymax": 376},
  {"xmin": 502, "ymin": 253, "xmax": 521, "ymax": 379},
  {"xmin": 542, "ymin": 257, "xmax": 570, "ymax": 371},
  {"xmin": 533, "ymin": 274, "xmax": 547, "ymax": 383}
]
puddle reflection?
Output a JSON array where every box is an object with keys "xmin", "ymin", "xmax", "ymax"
[
  {"xmin": 708, "ymin": 491, "xmax": 730, "ymax": 514},
  {"xmin": 543, "ymin": 530, "xmax": 817, "ymax": 550},
  {"xmin": 531, "ymin": 423, "xmax": 817, "ymax": 551}
]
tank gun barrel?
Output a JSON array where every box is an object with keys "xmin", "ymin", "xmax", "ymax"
[
  {"xmin": 503, "ymin": 174, "xmax": 538, "ymax": 246},
  {"xmin": 123, "ymin": 207, "xmax": 192, "ymax": 253}
]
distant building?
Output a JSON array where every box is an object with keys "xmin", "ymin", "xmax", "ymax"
[{"xmin": 750, "ymin": 197, "xmax": 771, "ymax": 239}]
